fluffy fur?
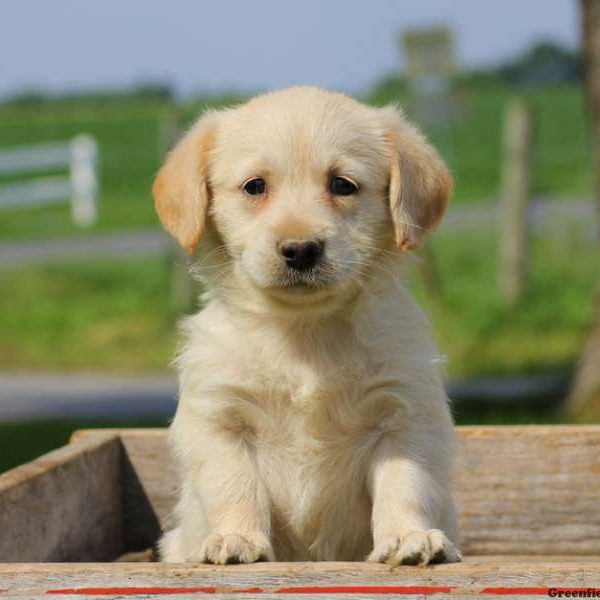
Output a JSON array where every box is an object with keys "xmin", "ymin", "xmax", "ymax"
[{"xmin": 153, "ymin": 86, "xmax": 460, "ymax": 565}]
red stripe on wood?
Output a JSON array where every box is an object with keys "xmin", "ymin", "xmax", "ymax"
[
  {"xmin": 483, "ymin": 589, "xmax": 600, "ymax": 596},
  {"xmin": 274, "ymin": 586, "xmax": 452, "ymax": 594},
  {"xmin": 44, "ymin": 584, "xmax": 577, "ymax": 596},
  {"xmin": 46, "ymin": 585, "xmax": 451, "ymax": 595},
  {"xmin": 46, "ymin": 588, "xmax": 217, "ymax": 595}
]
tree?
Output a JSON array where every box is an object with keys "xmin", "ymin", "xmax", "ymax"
[
  {"xmin": 567, "ymin": 0, "xmax": 600, "ymax": 418},
  {"xmin": 496, "ymin": 40, "xmax": 583, "ymax": 86}
]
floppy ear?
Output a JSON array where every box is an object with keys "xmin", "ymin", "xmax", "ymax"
[
  {"xmin": 380, "ymin": 106, "xmax": 452, "ymax": 251},
  {"xmin": 152, "ymin": 111, "xmax": 219, "ymax": 253}
]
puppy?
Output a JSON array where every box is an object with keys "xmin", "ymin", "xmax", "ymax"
[{"xmin": 153, "ymin": 86, "xmax": 460, "ymax": 565}]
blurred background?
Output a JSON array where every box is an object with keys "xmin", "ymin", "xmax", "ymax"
[{"xmin": 1, "ymin": 0, "xmax": 599, "ymax": 471}]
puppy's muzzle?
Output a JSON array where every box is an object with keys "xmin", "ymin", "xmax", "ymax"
[{"xmin": 279, "ymin": 239, "xmax": 324, "ymax": 271}]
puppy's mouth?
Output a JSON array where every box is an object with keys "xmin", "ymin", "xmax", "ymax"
[
  {"xmin": 277, "ymin": 267, "xmax": 334, "ymax": 291},
  {"xmin": 240, "ymin": 251, "xmax": 354, "ymax": 302}
]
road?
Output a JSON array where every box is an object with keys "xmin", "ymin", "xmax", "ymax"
[
  {"xmin": 0, "ymin": 373, "xmax": 177, "ymax": 421},
  {"xmin": 0, "ymin": 198, "xmax": 594, "ymax": 269},
  {"xmin": 0, "ymin": 372, "xmax": 569, "ymax": 422},
  {"xmin": 0, "ymin": 228, "xmax": 169, "ymax": 269}
]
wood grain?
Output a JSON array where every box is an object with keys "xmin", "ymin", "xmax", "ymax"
[
  {"xmin": 73, "ymin": 426, "xmax": 600, "ymax": 557},
  {"xmin": 454, "ymin": 426, "xmax": 600, "ymax": 555},
  {"xmin": 1, "ymin": 557, "xmax": 599, "ymax": 598},
  {"xmin": 0, "ymin": 431, "xmax": 122, "ymax": 562},
  {"xmin": 73, "ymin": 428, "xmax": 177, "ymax": 552}
]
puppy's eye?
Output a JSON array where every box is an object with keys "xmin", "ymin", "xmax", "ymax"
[
  {"xmin": 330, "ymin": 176, "xmax": 358, "ymax": 196},
  {"xmin": 243, "ymin": 178, "xmax": 266, "ymax": 196}
]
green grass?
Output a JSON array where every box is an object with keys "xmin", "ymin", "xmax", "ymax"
[
  {"xmin": 0, "ymin": 419, "xmax": 167, "ymax": 474},
  {"xmin": 0, "ymin": 257, "xmax": 188, "ymax": 371},
  {"xmin": 0, "ymin": 229, "xmax": 596, "ymax": 472},
  {"xmin": 0, "ymin": 85, "xmax": 592, "ymax": 240},
  {"xmin": 1, "ymin": 228, "xmax": 597, "ymax": 377},
  {"xmin": 415, "ymin": 226, "xmax": 599, "ymax": 378},
  {"xmin": 368, "ymin": 84, "xmax": 592, "ymax": 201},
  {"xmin": 0, "ymin": 86, "xmax": 596, "ymax": 471}
]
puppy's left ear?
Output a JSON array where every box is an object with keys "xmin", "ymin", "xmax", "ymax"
[
  {"xmin": 152, "ymin": 111, "xmax": 220, "ymax": 254},
  {"xmin": 380, "ymin": 106, "xmax": 453, "ymax": 251}
]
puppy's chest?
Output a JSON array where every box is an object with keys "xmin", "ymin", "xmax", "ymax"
[
  {"xmin": 253, "ymin": 374, "xmax": 399, "ymax": 555},
  {"xmin": 253, "ymin": 365, "xmax": 405, "ymax": 458}
]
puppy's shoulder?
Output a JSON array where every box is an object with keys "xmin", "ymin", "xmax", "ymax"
[{"xmin": 176, "ymin": 299, "xmax": 242, "ymax": 376}]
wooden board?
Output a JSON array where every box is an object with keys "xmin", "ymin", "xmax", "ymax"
[
  {"xmin": 1, "ymin": 557, "xmax": 600, "ymax": 598},
  {"xmin": 73, "ymin": 425, "xmax": 600, "ymax": 557},
  {"xmin": 0, "ymin": 426, "xmax": 599, "ymax": 598},
  {"xmin": 454, "ymin": 426, "xmax": 600, "ymax": 555},
  {"xmin": 0, "ymin": 432, "xmax": 122, "ymax": 562}
]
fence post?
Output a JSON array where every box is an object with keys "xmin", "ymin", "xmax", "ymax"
[
  {"xmin": 567, "ymin": 285, "xmax": 600, "ymax": 418},
  {"xmin": 499, "ymin": 99, "xmax": 533, "ymax": 307},
  {"xmin": 70, "ymin": 135, "xmax": 99, "ymax": 228}
]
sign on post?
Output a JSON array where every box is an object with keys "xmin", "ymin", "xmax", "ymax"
[
  {"xmin": 401, "ymin": 26, "xmax": 456, "ymax": 130},
  {"xmin": 0, "ymin": 135, "xmax": 99, "ymax": 228}
]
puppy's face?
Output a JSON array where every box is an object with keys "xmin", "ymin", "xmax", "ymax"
[
  {"xmin": 153, "ymin": 87, "xmax": 451, "ymax": 305},
  {"xmin": 207, "ymin": 92, "xmax": 394, "ymax": 301}
]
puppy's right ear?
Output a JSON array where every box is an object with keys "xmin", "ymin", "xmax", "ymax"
[{"xmin": 152, "ymin": 111, "xmax": 220, "ymax": 254}]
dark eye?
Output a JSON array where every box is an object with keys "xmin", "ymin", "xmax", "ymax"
[
  {"xmin": 330, "ymin": 176, "xmax": 358, "ymax": 196},
  {"xmin": 243, "ymin": 177, "xmax": 266, "ymax": 196}
]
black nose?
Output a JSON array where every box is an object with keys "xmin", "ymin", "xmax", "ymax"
[{"xmin": 279, "ymin": 240, "xmax": 324, "ymax": 271}]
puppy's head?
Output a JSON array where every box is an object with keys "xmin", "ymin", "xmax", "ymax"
[{"xmin": 153, "ymin": 87, "xmax": 451, "ymax": 305}]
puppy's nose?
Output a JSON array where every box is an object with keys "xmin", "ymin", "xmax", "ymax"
[{"xmin": 279, "ymin": 240, "xmax": 324, "ymax": 271}]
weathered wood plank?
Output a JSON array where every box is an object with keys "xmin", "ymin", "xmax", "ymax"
[
  {"xmin": 0, "ymin": 432, "xmax": 123, "ymax": 562},
  {"xmin": 1, "ymin": 558, "xmax": 599, "ymax": 598},
  {"xmin": 74, "ymin": 426, "xmax": 600, "ymax": 557},
  {"xmin": 73, "ymin": 428, "xmax": 175, "ymax": 552},
  {"xmin": 454, "ymin": 426, "xmax": 600, "ymax": 555}
]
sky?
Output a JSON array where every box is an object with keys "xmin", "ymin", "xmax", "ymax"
[{"xmin": 0, "ymin": 0, "xmax": 580, "ymax": 98}]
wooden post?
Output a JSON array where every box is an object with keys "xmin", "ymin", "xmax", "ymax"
[
  {"xmin": 499, "ymin": 99, "xmax": 533, "ymax": 307},
  {"xmin": 567, "ymin": 0, "xmax": 600, "ymax": 418},
  {"xmin": 568, "ymin": 286, "xmax": 600, "ymax": 418}
]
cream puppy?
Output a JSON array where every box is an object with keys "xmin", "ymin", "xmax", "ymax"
[{"xmin": 153, "ymin": 86, "xmax": 460, "ymax": 566}]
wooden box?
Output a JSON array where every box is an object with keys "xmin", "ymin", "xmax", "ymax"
[{"xmin": 1, "ymin": 426, "xmax": 599, "ymax": 598}]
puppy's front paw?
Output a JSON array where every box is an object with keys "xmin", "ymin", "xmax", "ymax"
[
  {"xmin": 197, "ymin": 533, "xmax": 274, "ymax": 565},
  {"xmin": 368, "ymin": 529, "xmax": 461, "ymax": 566}
]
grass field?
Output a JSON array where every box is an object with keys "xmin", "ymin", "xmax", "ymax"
[
  {"xmin": 0, "ymin": 84, "xmax": 592, "ymax": 240},
  {"xmin": 0, "ymin": 84, "xmax": 598, "ymax": 443},
  {"xmin": 0, "ymin": 102, "xmax": 166, "ymax": 239},
  {"xmin": 0, "ymin": 257, "xmax": 180, "ymax": 371},
  {"xmin": 1, "ymin": 226, "xmax": 597, "ymax": 377},
  {"xmin": 419, "ymin": 227, "xmax": 599, "ymax": 377}
]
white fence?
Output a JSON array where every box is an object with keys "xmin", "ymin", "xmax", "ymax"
[{"xmin": 0, "ymin": 135, "xmax": 99, "ymax": 227}]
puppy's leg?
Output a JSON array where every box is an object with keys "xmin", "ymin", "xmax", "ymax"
[
  {"xmin": 367, "ymin": 434, "xmax": 461, "ymax": 566},
  {"xmin": 170, "ymin": 413, "xmax": 274, "ymax": 564}
]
